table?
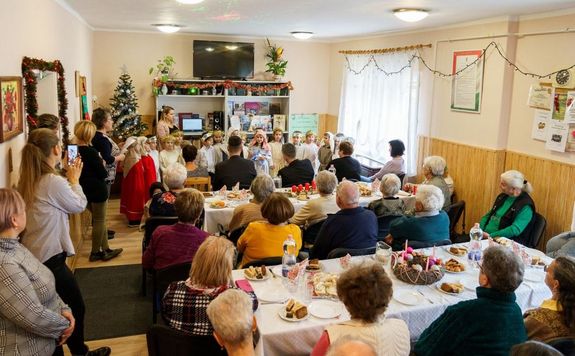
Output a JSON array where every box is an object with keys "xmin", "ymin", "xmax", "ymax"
[
  {"xmin": 231, "ymin": 241, "xmax": 552, "ymax": 356},
  {"xmin": 203, "ymin": 189, "xmax": 415, "ymax": 234}
]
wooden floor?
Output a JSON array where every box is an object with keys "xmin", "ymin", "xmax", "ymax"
[{"xmin": 66, "ymin": 198, "xmax": 148, "ymax": 356}]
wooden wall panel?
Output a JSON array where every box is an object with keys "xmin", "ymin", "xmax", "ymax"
[
  {"xmin": 505, "ymin": 151, "xmax": 575, "ymax": 249},
  {"xmin": 318, "ymin": 114, "xmax": 338, "ymax": 135}
]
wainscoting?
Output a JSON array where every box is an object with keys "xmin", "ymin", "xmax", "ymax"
[{"xmin": 419, "ymin": 136, "xmax": 574, "ymax": 250}]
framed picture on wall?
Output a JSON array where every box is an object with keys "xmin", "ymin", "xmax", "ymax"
[
  {"xmin": 450, "ymin": 50, "xmax": 484, "ymax": 113},
  {"xmin": 0, "ymin": 76, "xmax": 24, "ymax": 143}
]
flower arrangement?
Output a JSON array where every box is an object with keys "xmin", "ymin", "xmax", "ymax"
[
  {"xmin": 148, "ymin": 56, "xmax": 176, "ymax": 82},
  {"xmin": 265, "ymin": 39, "xmax": 288, "ymax": 78}
]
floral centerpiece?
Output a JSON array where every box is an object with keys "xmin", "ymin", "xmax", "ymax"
[{"xmin": 265, "ymin": 38, "xmax": 288, "ymax": 79}]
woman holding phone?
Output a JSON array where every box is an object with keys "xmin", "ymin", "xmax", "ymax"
[{"xmin": 18, "ymin": 128, "xmax": 111, "ymax": 356}]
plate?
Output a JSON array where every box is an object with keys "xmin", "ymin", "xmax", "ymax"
[
  {"xmin": 393, "ymin": 291, "xmax": 424, "ymax": 306},
  {"xmin": 209, "ymin": 202, "xmax": 227, "ymax": 209},
  {"xmin": 436, "ymin": 282, "xmax": 464, "ymax": 296},
  {"xmin": 524, "ymin": 270, "xmax": 544, "ymax": 282},
  {"xmin": 309, "ymin": 300, "xmax": 341, "ymax": 319},
  {"xmin": 278, "ymin": 306, "xmax": 309, "ymax": 322},
  {"xmin": 446, "ymin": 246, "xmax": 468, "ymax": 257},
  {"xmin": 244, "ymin": 272, "xmax": 271, "ymax": 281},
  {"xmin": 258, "ymin": 290, "xmax": 289, "ymax": 303}
]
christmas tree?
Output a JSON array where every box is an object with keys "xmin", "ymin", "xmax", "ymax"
[{"xmin": 109, "ymin": 70, "xmax": 147, "ymax": 139}]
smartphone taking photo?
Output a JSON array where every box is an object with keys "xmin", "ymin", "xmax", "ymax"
[{"xmin": 67, "ymin": 144, "xmax": 78, "ymax": 166}]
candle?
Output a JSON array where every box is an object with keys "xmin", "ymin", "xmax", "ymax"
[
  {"xmin": 425, "ymin": 256, "xmax": 430, "ymax": 271},
  {"xmin": 404, "ymin": 240, "xmax": 408, "ymax": 253},
  {"xmin": 298, "ymin": 184, "xmax": 303, "ymax": 192},
  {"xmin": 311, "ymin": 180, "xmax": 316, "ymax": 190},
  {"xmin": 305, "ymin": 182, "xmax": 310, "ymax": 191},
  {"xmin": 291, "ymin": 185, "xmax": 297, "ymax": 193}
]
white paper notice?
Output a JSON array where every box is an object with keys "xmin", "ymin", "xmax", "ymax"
[
  {"xmin": 451, "ymin": 51, "xmax": 483, "ymax": 113},
  {"xmin": 564, "ymin": 91, "xmax": 575, "ymax": 124},
  {"xmin": 229, "ymin": 115, "xmax": 241, "ymax": 130},
  {"xmin": 527, "ymin": 85, "xmax": 553, "ymax": 111},
  {"xmin": 545, "ymin": 121, "xmax": 569, "ymax": 152},
  {"xmin": 531, "ymin": 110, "xmax": 550, "ymax": 141}
]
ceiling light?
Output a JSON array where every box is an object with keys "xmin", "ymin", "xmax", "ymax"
[
  {"xmin": 393, "ymin": 9, "xmax": 429, "ymax": 22},
  {"xmin": 153, "ymin": 24, "xmax": 182, "ymax": 33},
  {"xmin": 176, "ymin": 0, "xmax": 204, "ymax": 4},
  {"xmin": 291, "ymin": 31, "xmax": 314, "ymax": 40},
  {"xmin": 225, "ymin": 45, "xmax": 238, "ymax": 50}
]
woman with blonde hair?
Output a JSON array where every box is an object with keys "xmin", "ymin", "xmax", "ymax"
[
  {"xmin": 156, "ymin": 105, "xmax": 177, "ymax": 142},
  {"xmin": 269, "ymin": 128, "xmax": 285, "ymax": 177},
  {"xmin": 17, "ymin": 128, "xmax": 111, "ymax": 355},
  {"xmin": 159, "ymin": 135, "xmax": 185, "ymax": 173},
  {"xmin": 162, "ymin": 236, "xmax": 257, "ymax": 335}
]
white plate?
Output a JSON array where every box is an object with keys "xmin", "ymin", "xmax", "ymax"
[
  {"xmin": 436, "ymin": 282, "xmax": 465, "ymax": 296},
  {"xmin": 445, "ymin": 246, "xmax": 468, "ymax": 257},
  {"xmin": 244, "ymin": 272, "xmax": 271, "ymax": 281},
  {"xmin": 524, "ymin": 270, "xmax": 544, "ymax": 282},
  {"xmin": 393, "ymin": 291, "xmax": 424, "ymax": 306},
  {"xmin": 309, "ymin": 300, "xmax": 341, "ymax": 319},
  {"xmin": 278, "ymin": 306, "xmax": 309, "ymax": 322},
  {"xmin": 258, "ymin": 290, "xmax": 289, "ymax": 303}
]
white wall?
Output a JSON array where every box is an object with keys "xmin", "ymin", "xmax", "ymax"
[{"xmin": 0, "ymin": 0, "xmax": 93, "ymax": 188}]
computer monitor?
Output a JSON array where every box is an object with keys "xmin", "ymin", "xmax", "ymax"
[{"xmin": 182, "ymin": 118, "xmax": 203, "ymax": 133}]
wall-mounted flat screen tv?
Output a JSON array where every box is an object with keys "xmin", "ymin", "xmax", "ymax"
[{"xmin": 193, "ymin": 40, "xmax": 254, "ymax": 80}]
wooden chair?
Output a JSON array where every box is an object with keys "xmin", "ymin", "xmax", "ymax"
[{"xmin": 185, "ymin": 176, "xmax": 212, "ymax": 192}]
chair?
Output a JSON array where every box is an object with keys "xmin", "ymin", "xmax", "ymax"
[
  {"xmin": 526, "ymin": 212, "xmax": 547, "ymax": 249},
  {"xmin": 547, "ymin": 337, "xmax": 575, "ymax": 356},
  {"xmin": 185, "ymin": 176, "xmax": 212, "ymax": 192},
  {"xmin": 243, "ymin": 256, "xmax": 283, "ymax": 268},
  {"xmin": 396, "ymin": 173, "xmax": 406, "ymax": 186},
  {"xmin": 408, "ymin": 239, "xmax": 452, "ymax": 249},
  {"xmin": 445, "ymin": 200, "xmax": 466, "ymax": 242},
  {"xmin": 142, "ymin": 216, "xmax": 179, "ymax": 296},
  {"xmin": 376, "ymin": 215, "xmax": 402, "ymax": 241},
  {"xmin": 152, "ymin": 262, "xmax": 192, "ymax": 323},
  {"xmin": 302, "ymin": 219, "xmax": 326, "ymax": 246},
  {"xmin": 147, "ymin": 324, "xmax": 226, "ymax": 356},
  {"xmin": 327, "ymin": 246, "xmax": 376, "ymax": 259},
  {"xmin": 228, "ymin": 225, "xmax": 248, "ymax": 245}
]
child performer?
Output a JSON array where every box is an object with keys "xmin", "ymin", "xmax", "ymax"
[
  {"xmin": 159, "ymin": 135, "xmax": 185, "ymax": 174},
  {"xmin": 212, "ymin": 130, "xmax": 225, "ymax": 165},
  {"xmin": 248, "ymin": 128, "xmax": 272, "ymax": 175},
  {"xmin": 146, "ymin": 136, "xmax": 161, "ymax": 182},
  {"xmin": 318, "ymin": 132, "xmax": 335, "ymax": 171},
  {"xmin": 301, "ymin": 130, "xmax": 320, "ymax": 174},
  {"xmin": 199, "ymin": 132, "xmax": 216, "ymax": 181},
  {"xmin": 269, "ymin": 128, "xmax": 285, "ymax": 177},
  {"xmin": 291, "ymin": 130, "xmax": 304, "ymax": 160}
]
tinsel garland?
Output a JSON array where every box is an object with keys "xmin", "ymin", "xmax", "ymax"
[
  {"xmin": 21, "ymin": 56, "xmax": 70, "ymax": 146},
  {"xmin": 153, "ymin": 79, "xmax": 294, "ymax": 93}
]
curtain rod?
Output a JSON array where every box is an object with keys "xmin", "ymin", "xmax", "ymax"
[{"xmin": 338, "ymin": 43, "xmax": 432, "ymax": 55}]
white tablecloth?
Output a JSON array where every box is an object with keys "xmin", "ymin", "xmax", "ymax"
[
  {"xmin": 203, "ymin": 190, "xmax": 415, "ymax": 233},
  {"xmin": 231, "ymin": 241, "xmax": 552, "ymax": 356}
]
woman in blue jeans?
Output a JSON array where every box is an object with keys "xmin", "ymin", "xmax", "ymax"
[{"xmin": 546, "ymin": 231, "xmax": 575, "ymax": 258}]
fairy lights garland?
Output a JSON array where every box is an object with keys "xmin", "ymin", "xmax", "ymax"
[
  {"xmin": 153, "ymin": 79, "xmax": 294, "ymax": 93},
  {"xmin": 345, "ymin": 41, "xmax": 575, "ymax": 80},
  {"xmin": 22, "ymin": 56, "xmax": 70, "ymax": 146}
]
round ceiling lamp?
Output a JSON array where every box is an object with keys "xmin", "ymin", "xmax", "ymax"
[
  {"xmin": 176, "ymin": 0, "xmax": 205, "ymax": 4},
  {"xmin": 291, "ymin": 31, "xmax": 314, "ymax": 40},
  {"xmin": 153, "ymin": 24, "xmax": 182, "ymax": 33},
  {"xmin": 393, "ymin": 9, "xmax": 429, "ymax": 22}
]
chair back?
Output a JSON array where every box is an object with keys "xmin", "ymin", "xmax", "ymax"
[
  {"xmin": 152, "ymin": 262, "xmax": 192, "ymax": 323},
  {"xmin": 144, "ymin": 216, "xmax": 179, "ymax": 251},
  {"xmin": 302, "ymin": 219, "xmax": 326, "ymax": 245},
  {"xmin": 408, "ymin": 239, "xmax": 452, "ymax": 249},
  {"xmin": 228, "ymin": 225, "xmax": 248, "ymax": 245},
  {"xmin": 185, "ymin": 176, "xmax": 212, "ymax": 192},
  {"xmin": 327, "ymin": 246, "xmax": 376, "ymax": 259},
  {"xmin": 376, "ymin": 215, "xmax": 402, "ymax": 240},
  {"xmin": 147, "ymin": 324, "xmax": 226, "ymax": 356},
  {"xmin": 445, "ymin": 200, "xmax": 466, "ymax": 241},
  {"xmin": 547, "ymin": 337, "xmax": 575, "ymax": 355},
  {"xmin": 527, "ymin": 212, "xmax": 547, "ymax": 249},
  {"xmin": 243, "ymin": 256, "xmax": 283, "ymax": 268},
  {"xmin": 396, "ymin": 173, "xmax": 406, "ymax": 186}
]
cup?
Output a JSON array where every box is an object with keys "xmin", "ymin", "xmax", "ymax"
[{"xmin": 375, "ymin": 241, "xmax": 392, "ymax": 264}]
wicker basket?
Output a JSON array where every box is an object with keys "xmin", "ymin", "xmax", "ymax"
[{"xmin": 392, "ymin": 253, "xmax": 444, "ymax": 285}]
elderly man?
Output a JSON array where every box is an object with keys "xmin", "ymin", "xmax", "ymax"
[
  {"xmin": 278, "ymin": 142, "xmax": 315, "ymax": 188},
  {"xmin": 310, "ymin": 181, "xmax": 377, "ymax": 259},
  {"xmin": 385, "ymin": 184, "xmax": 449, "ymax": 250},
  {"xmin": 415, "ymin": 245, "xmax": 527, "ymax": 355},
  {"xmin": 213, "ymin": 135, "xmax": 257, "ymax": 190},
  {"xmin": 290, "ymin": 171, "xmax": 340, "ymax": 227}
]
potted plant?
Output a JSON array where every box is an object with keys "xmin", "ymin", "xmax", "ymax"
[
  {"xmin": 265, "ymin": 39, "xmax": 287, "ymax": 80},
  {"xmin": 149, "ymin": 56, "xmax": 176, "ymax": 83}
]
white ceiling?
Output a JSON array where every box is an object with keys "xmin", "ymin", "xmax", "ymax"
[{"xmin": 62, "ymin": 0, "xmax": 575, "ymax": 41}]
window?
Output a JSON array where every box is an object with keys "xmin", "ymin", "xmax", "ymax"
[{"xmin": 338, "ymin": 51, "xmax": 419, "ymax": 176}]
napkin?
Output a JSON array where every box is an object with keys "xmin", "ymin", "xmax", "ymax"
[
  {"xmin": 218, "ymin": 185, "xmax": 227, "ymax": 196},
  {"xmin": 233, "ymin": 182, "xmax": 240, "ymax": 192}
]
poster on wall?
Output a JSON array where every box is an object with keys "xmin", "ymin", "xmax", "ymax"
[
  {"xmin": 450, "ymin": 50, "xmax": 484, "ymax": 113},
  {"xmin": 0, "ymin": 76, "xmax": 24, "ymax": 143},
  {"xmin": 552, "ymin": 92, "xmax": 568, "ymax": 122},
  {"xmin": 566, "ymin": 125, "xmax": 575, "ymax": 152},
  {"xmin": 545, "ymin": 121, "xmax": 569, "ymax": 152},
  {"xmin": 565, "ymin": 91, "xmax": 575, "ymax": 123},
  {"xmin": 527, "ymin": 85, "xmax": 553, "ymax": 111},
  {"xmin": 531, "ymin": 109, "xmax": 551, "ymax": 141},
  {"xmin": 289, "ymin": 114, "xmax": 319, "ymax": 135}
]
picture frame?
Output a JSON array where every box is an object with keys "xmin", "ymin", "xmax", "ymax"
[
  {"xmin": 450, "ymin": 50, "xmax": 484, "ymax": 113},
  {"xmin": 0, "ymin": 76, "xmax": 24, "ymax": 143}
]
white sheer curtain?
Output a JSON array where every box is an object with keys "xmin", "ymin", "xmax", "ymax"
[{"xmin": 338, "ymin": 51, "xmax": 419, "ymax": 176}]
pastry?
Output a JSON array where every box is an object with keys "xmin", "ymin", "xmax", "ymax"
[
  {"xmin": 306, "ymin": 259, "xmax": 321, "ymax": 271},
  {"xmin": 312, "ymin": 273, "xmax": 339, "ymax": 297},
  {"xmin": 244, "ymin": 266, "xmax": 256, "ymax": 279},
  {"xmin": 441, "ymin": 282, "xmax": 464, "ymax": 294},
  {"xmin": 444, "ymin": 259, "xmax": 465, "ymax": 272},
  {"xmin": 244, "ymin": 265, "xmax": 266, "ymax": 279},
  {"xmin": 285, "ymin": 299, "xmax": 308, "ymax": 319},
  {"xmin": 210, "ymin": 200, "xmax": 226, "ymax": 209},
  {"xmin": 449, "ymin": 246, "xmax": 468, "ymax": 256}
]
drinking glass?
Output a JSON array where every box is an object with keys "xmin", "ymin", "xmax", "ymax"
[{"xmin": 375, "ymin": 241, "xmax": 392, "ymax": 265}]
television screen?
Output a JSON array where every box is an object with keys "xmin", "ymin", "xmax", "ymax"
[
  {"xmin": 193, "ymin": 40, "xmax": 254, "ymax": 79},
  {"xmin": 182, "ymin": 118, "xmax": 203, "ymax": 133}
]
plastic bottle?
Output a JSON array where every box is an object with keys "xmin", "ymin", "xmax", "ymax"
[
  {"xmin": 282, "ymin": 234, "xmax": 297, "ymax": 277},
  {"xmin": 468, "ymin": 223, "xmax": 483, "ymax": 266}
]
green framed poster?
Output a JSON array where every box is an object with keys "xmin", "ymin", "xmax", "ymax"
[{"xmin": 289, "ymin": 113, "xmax": 319, "ymax": 135}]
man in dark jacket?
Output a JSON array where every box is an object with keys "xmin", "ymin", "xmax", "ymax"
[
  {"xmin": 213, "ymin": 135, "xmax": 257, "ymax": 190},
  {"xmin": 278, "ymin": 143, "xmax": 314, "ymax": 187},
  {"xmin": 327, "ymin": 141, "xmax": 361, "ymax": 182}
]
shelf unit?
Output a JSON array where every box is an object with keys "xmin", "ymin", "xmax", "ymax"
[{"xmin": 154, "ymin": 79, "xmax": 291, "ymax": 137}]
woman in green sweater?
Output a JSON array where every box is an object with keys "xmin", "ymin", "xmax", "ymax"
[
  {"xmin": 414, "ymin": 245, "xmax": 527, "ymax": 356},
  {"xmin": 480, "ymin": 170, "xmax": 535, "ymax": 245}
]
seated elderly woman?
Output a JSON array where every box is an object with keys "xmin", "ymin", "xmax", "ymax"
[
  {"xmin": 142, "ymin": 189, "xmax": 209, "ymax": 270},
  {"xmin": 182, "ymin": 144, "xmax": 208, "ymax": 178},
  {"xmin": 523, "ymin": 256, "xmax": 575, "ymax": 342},
  {"xmin": 405, "ymin": 155, "xmax": 451, "ymax": 209},
  {"xmin": 228, "ymin": 174, "xmax": 275, "ymax": 233},
  {"xmin": 385, "ymin": 185, "xmax": 449, "ymax": 250},
  {"xmin": 162, "ymin": 236, "xmax": 257, "ymax": 335},
  {"xmin": 480, "ymin": 170, "xmax": 535, "ymax": 245},
  {"xmin": 367, "ymin": 173, "xmax": 412, "ymax": 217},
  {"xmin": 0, "ymin": 189, "xmax": 73, "ymax": 355},
  {"xmin": 149, "ymin": 163, "xmax": 188, "ymax": 217},
  {"xmin": 237, "ymin": 193, "xmax": 302, "ymax": 267},
  {"xmin": 311, "ymin": 262, "xmax": 409, "ymax": 356},
  {"xmin": 415, "ymin": 245, "xmax": 527, "ymax": 355},
  {"xmin": 207, "ymin": 289, "xmax": 258, "ymax": 356},
  {"xmin": 291, "ymin": 170, "xmax": 340, "ymax": 227}
]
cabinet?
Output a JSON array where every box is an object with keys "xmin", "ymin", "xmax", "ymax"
[{"xmin": 154, "ymin": 79, "xmax": 292, "ymax": 138}]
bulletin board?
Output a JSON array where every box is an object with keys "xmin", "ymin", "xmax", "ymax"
[{"xmin": 289, "ymin": 113, "xmax": 319, "ymax": 135}]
